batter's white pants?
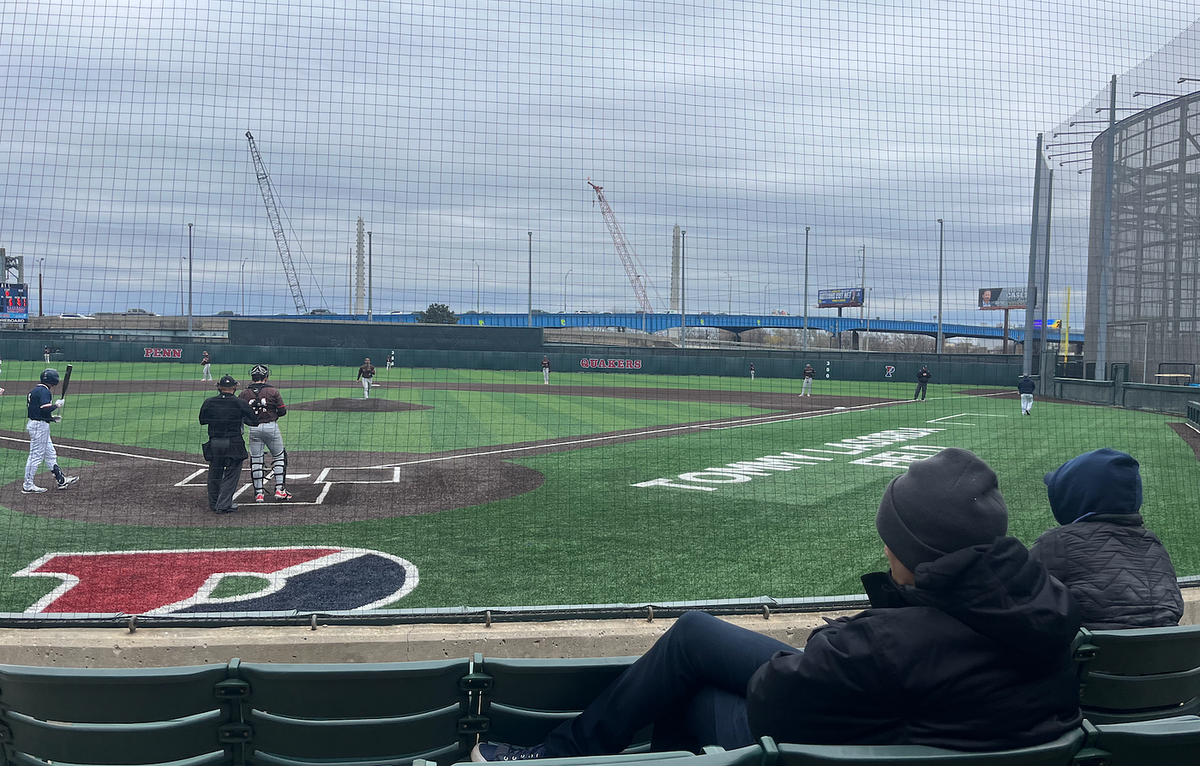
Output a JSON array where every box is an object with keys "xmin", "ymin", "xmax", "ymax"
[
  {"xmin": 801, "ymin": 378, "xmax": 813, "ymax": 396},
  {"xmin": 362, "ymin": 378, "xmax": 372, "ymax": 398},
  {"xmin": 24, "ymin": 420, "xmax": 57, "ymax": 487},
  {"xmin": 248, "ymin": 422, "xmax": 286, "ymax": 492},
  {"xmin": 1021, "ymin": 394, "xmax": 1034, "ymax": 414}
]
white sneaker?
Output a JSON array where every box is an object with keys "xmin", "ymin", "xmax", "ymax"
[{"xmin": 21, "ymin": 485, "xmax": 47, "ymax": 494}]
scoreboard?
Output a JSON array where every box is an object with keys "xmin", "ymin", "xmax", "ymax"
[{"xmin": 1, "ymin": 284, "xmax": 29, "ymax": 323}]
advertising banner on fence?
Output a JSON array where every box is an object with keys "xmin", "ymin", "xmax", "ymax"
[
  {"xmin": 978, "ymin": 286, "xmax": 1037, "ymax": 310},
  {"xmin": 817, "ymin": 288, "xmax": 864, "ymax": 308}
]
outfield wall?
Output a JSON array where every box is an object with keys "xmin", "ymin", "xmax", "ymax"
[
  {"xmin": 1055, "ymin": 377, "xmax": 1200, "ymax": 415},
  {"xmin": 2, "ymin": 333, "xmax": 1025, "ymax": 385},
  {"xmin": 0, "ymin": 332, "xmax": 1028, "ymax": 386}
]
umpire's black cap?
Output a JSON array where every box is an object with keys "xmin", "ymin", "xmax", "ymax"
[{"xmin": 217, "ymin": 374, "xmax": 238, "ymax": 389}]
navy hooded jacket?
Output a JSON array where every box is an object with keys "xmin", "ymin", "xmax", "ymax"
[
  {"xmin": 745, "ymin": 537, "xmax": 1081, "ymax": 750},
  {"xmin": 1030, "ymin": 449, "xmax": 1182, "ymax": 629}
]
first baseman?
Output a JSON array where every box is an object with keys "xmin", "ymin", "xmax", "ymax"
[
  {"xmin": 357, "ymin": 357, "xmax": 376, "ymax": 398},
  {"xmin": 240, "ymin": 364, "xmax": 291, "ymax": 501},
  {"xmin": 23, "ymin": 368, "xmax": 79, "ymax": 493}
]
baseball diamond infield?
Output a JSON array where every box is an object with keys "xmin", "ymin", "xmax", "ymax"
[{"xmin": 0, "ymin": 382, "xmax": 900, "ymax": 528}]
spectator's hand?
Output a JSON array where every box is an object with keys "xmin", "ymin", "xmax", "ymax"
[{"xmin": 55, "ymin": 399, "xmax": 65, "ymax": 407}]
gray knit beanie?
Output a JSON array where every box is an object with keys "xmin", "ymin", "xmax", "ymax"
[{"xmin": 875, "ymin": 448, "xmax": 1009, "ymax": 571}]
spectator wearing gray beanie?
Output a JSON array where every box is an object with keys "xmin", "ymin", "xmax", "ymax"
[{"xmin": 1030, "ymin": 448, "xmax": 1182, "ymax": 629}]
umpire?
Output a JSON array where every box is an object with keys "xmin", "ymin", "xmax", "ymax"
[
  {"xmin": 199, "ymin": 374, "xmax": 258, "ymax": 514},
  {"xmin": 914, "ymin": 365, "xmax": 932, "ymax": 401}
]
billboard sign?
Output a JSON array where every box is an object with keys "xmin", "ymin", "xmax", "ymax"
[
  {"xmin": 818, "ymin": 288, "xmax": 864, "ymax": 309},
  {"xmin": 0, "ymin": 283, "xmax": 28, "ymax": 323},
  {"xmin": 978, "ymin": 286, "xmax": 1036, "ymax": 310}
]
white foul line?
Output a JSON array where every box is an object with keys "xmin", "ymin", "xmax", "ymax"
[
  {"xmin": 369, "ymin": 398, "xmax": 914, "ymax": 469},
  {"xmin": 0, "ymin": 435, "xmax": 207, "ymax": 467}
]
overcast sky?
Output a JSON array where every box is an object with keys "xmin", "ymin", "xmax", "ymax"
[{"xmin": 1, "ymin": 1, "xmax": 1197, "ymax": 323}]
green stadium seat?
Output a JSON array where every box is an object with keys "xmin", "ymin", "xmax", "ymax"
[
  {"xmin": 0, "ymin": 662, "xmax": 237, "ymax": 766},
  {"xmin": 476, "ymin": 654, "xmax": 647, "ymax": 748},
  {"xmin": 1073, "ymin": 625, "xmax": 1200, "ymax": 723},
  {"xmin": 1073, "ymin": 716, "xmax": 1200, "ymax": 765},
  {"xmin": 236, "ymin": 657, "xmax": 474, "ymax": 765},
  {"xmin": 762, "ymin": 729, "xmax": 1085, "ymax": 765}
]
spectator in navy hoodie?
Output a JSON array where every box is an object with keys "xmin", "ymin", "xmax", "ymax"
[{"xmin": 1030, "ymin": 448, "xmax": 1182, "ymax": 630}]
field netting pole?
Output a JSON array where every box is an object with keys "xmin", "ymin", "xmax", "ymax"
[
  {"xmin": 1096, "ymin": 75, "xmax": 1118, "ymax": 380},
  {"xmin": 1039, "ymin": 169, "xmax": 1055, "ymax": 394},
  {"xmin": 1022, "ymin": 133, "xmax": 1044, "ymax": 378}
]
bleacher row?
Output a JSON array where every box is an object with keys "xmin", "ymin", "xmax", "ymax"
[{"xmin": 0, "ymin": 623, "xmax": 1197, "ymax": 766}]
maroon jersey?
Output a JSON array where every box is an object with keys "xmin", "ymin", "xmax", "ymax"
[
  {"xmin": 239, "ymin": 383, "xmax": 287, "ymax": 424},
  {"xmin": 357, "ymin": 364, "xmax": 376, "ymax": 380}
]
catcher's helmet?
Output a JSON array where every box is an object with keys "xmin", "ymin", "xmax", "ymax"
[
  {"xmin": 250, "ymin": 364, "xmax": 270, "ymax": 381},
  {"xmin": 40, "ymin": 368, "xmax": 60, "ymax": 386}
]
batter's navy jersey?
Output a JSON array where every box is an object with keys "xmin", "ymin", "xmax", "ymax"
[{"xmin": 26, "ymin": 385, "xmax": 57, "ymax": 422}]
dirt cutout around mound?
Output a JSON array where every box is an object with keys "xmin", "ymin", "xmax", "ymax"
[
  {"xmin": 290, "ymin": 398, "xmax": 432, "ymax": 413},
  {"xmin": 1168, "ymin": 422, "xmax": 1200, "ymax": 462}
]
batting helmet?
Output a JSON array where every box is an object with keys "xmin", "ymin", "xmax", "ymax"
[
  {"xmin": 250, "ymin": 364, "xmax": 270, "ymax": 381},
  {"xmin": 40, "ymin": 368, "xmax": 60, "ymax": 386}
]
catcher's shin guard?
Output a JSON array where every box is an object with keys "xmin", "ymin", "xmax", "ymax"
[
  {"xmin": 250, "ymin": 456, "xmax": 266, "ymax": 492},
  {"xmin": 273, "ymin": 449, "xmax": 288, "ymax": 490}
]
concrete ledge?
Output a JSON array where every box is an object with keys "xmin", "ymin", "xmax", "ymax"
[{"xmin": 0, "ymin": 588, "xmax": 1195, "ymax": 669}]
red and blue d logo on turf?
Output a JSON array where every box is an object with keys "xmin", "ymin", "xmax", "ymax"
[{"xmin": 13, "ymin": 547, "xmax": 419, "ymax": 615}]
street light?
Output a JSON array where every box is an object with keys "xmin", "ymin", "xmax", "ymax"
[
  {"xmin": 936, "ymin": 219, "xmax": 945, "ymax": 353},
  {"xmin": 187, "ymin": 223, "xmax": 194, "ymax": 336},
  {"xmin": 37, "ymin": 258, "xmax": 45, "ymax": 317},
  {"xmin": 562, "ymin": 268, "xmax": 573, "ymax": 313},
  {"xmin": 527, "ymin": 232, "xmax": 533, "ymax": 327},
  {"xmin": 472, "ymin": 259, "xmax": 482, "ymax": 313},
  {"xmin": 724, "ymin": 271, "xmax": 732, "ymax": 315},
  {"xmin": 240, "ymin": 258, "xmax": 248, "ymax": 316},
  {"xmin": 680, "ymin": 230, "xmax": 687, "ymax": 349},
  {"xmin": 803, "ymin": 227, "xmax": 810, "ymax": 351}
]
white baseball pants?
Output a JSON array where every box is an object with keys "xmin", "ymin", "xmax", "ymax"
[
  {"xmin": 362, "ymin": 378, "xmax": 372, "ymax": 397},
  {"xmin": 248, "ymin": 422, "xmax": 286, "ymax": 492},
  {"xmin": 24, "ymin": 420, "xmax": 57, "ymax": 487},
  {"xmin": 1021, "ymin": 394, "xmax": 1033, "ymax": 414}
]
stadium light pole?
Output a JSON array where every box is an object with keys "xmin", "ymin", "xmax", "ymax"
[
  {"xmin": 562, "ymin": 268, "xmax": 572, "ymax": 313},
  {"xmin": 936, "ymin": 219, "xmax": 945, "ymax": 354},
  {"xmin": 367, "ymin": 231, "xmax": 373, "ymax": 321},
  {"xmin": 680, "ymin": 230, "xmax": 687, "ymax": 349},
  {"xmin": 239, "ymin": 258, "xmax": 248, "ymax": 316},
  {"xmin": 803, "ymin": 227, "xmax": 810, "ymax": 351},
  {"xmin": 473, "ymin": 259, "xmax": 481, "ymax": 313},
  {"xmin": 724, "ymin": 271, "xmax": 732, "ymax": 314},
  {"xmin": 527, "ymin": 232, "xmax": 533, "ymax": 327},
  {"xmin": 860, "ymin": 244, "xmax": 866, "ymax": 352},
  {"xmin": 187, "ymin": 222, "xmax": 194, "ymax": 337},
  {"xmin": 37, "ymin": 258, "xmax": 44, "ymax": 317},
  {"xmin": 179, "ymin": 257, "xmax": 185, "ymax": 317}
]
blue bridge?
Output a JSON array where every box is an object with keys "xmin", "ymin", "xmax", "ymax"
[{"xmin": 299, "ymin": 312, "xmax": 1083, "ymax": 344}]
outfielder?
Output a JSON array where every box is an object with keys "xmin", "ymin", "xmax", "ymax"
[
  {"xmin": 356, "ymin": 357, "xmax": 376, "ymax": 398},
  {"xmin": 1018, "ymin": 375, "xmax": 1036, "ymax": 416},
  {"xmin": 801, "ymin": 363, "xmax": 815, "ymax": 397},
  {"xmin": 239, "ymin": 364, "xmax": 291, "ymax": 501},
  {"xmin": 200, "ymin": 350, "xmax": 212, "ymax": 382},
  {"xmin": 386, "ymin": 351, "xmax": 395, "ymax": 371},
  {"xmin": 542, "ymin": 355, "xmax": 551, "ymax": 384},
  {"xmin": 23, "ymin": 368, "xmax": 79, "ymax": 493},
  {"xmin": 749, "ymin": 363, "xmax": 755, "ymax": 380}
]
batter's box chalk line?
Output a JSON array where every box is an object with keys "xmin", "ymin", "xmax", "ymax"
[{"xmin": 176, "ymin": 466, "xmax": 403, "ymax": 506}]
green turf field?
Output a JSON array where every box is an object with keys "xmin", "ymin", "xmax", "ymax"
[{"xmin": 0, "ymin": 361, "xmax": 1195, "ymax": 615}]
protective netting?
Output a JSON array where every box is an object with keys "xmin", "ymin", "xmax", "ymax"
[{"xmin": 0, "ymin": 2, "xmax": 1197, "ymax": 620}]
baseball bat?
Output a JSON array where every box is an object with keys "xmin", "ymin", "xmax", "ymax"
[{"xmin": 60, "ymin": 364, "xmax": 73, "ymax": 398}]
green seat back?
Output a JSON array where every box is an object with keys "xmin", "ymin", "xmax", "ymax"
[
  {"xmin": 768, "ymin": 728, "xmax": 1084, "ymax": 765},
  {"xmin": 1084, "ymin": 716, "xmax": 1200, "ymax": 766},
  {"xmin": 238, "ymin": 658, "xmax": 471, "ymax": 765},
  {"xmin": 0, "ymin": 664, "xmax": 234, "ymax": 766},
  {"xmin": 478, "ymin": 656, "xmax": 640, "ymax": 746},
  {"xmin": 1075, "ymin": 626, "xmax": 1200, "ymax": 723}
]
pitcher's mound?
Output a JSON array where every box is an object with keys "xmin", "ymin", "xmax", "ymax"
[{"xmin": 292, "ymin": 398, "xmax": 432, "ymax": 413}]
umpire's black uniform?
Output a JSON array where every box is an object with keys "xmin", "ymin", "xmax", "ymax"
[
  {"xmin": 199, "ymin": 376, "xmax": 258, "ymax": 514},
  {"xmin": 914, "ymin": 366, "xmax": 932, "ymax": 401}
]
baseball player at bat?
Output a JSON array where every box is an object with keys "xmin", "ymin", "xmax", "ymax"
[
  {"xmin": 239, "ymin": 364, "xmax": 291, "ymax": 501},
  {"xmin": 22, "ymin": 368, "xmax": 79, "ymax": 493}
]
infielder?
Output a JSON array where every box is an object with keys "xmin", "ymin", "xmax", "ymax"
[
  {"xmin": 749, "ymin": 363, "xmax": 755, "ymax": 380},
  {"xmin": 23, "ymin": 368, "xmax": 79, "ymax": 493},
  {"xmin": 542, "ymin": 355, "xmax": 551, "ymax": 384},
  {"xmin": 386, "ymin": 351, "xmax": 395, "ymax": 371},
  {"xmin": 200, "ymin": 350, "xmax": 213, "ymax": 382},
  {"xmin": 801, "ymin": 363, "xmax": 815, "ymax": 397},
  {"xmin": 1018, "ymin": 375, "xmax": 1036, "ymax": 416},
  {"xmin": 239, "ymin": 364, "xmax": 291, "ymax": 501},
  {"xmin": 356, "ymin": 357, "xmax": 376, "ymax": 398}
]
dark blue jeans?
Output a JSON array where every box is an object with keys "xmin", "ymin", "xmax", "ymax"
[{"xmin": 543, "ymin": 611, "xmax": 795, "ymax": 756}]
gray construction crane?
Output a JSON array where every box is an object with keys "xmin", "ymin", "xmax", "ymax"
[
  {"xmin": 588, "ymin": 180, "xmax": 654, "ymax": 314},
  {"xmin": 246, "ymin": 131, "xmax": 308, "ymax": 314}
]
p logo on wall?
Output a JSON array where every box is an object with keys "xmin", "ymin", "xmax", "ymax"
[
  {"xmin": 885, "ymin": 366, "xmax": 896, "ymax": 378},
  {"xmin": 13, "ymin": 547, "xmax": 418, "ymax": 615}
]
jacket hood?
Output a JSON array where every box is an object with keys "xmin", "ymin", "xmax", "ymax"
[
  {"xmin": 1044, "ymin": 448, "xmax": 1142, "ymax": 525},
  {"xmin": 901, "ymin": 536, "xmax": 1080, "ymax": 660}
]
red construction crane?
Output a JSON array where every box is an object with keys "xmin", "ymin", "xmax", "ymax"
[{"xmin": 588, "ymin": 180, "xmax": 654, "ymax": 314}]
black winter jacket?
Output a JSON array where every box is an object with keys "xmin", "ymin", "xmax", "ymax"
[
  {"xmin": 1029, "ymin": 513, "xmax": 1183, "ymax": 629},
  {"xmin": 1018, "ymin": 378, "xmax": 1036, "ymax": 395},
  {"xmin": 745, "ymin": 537, "xmax": 1081, "ymax": 750}
]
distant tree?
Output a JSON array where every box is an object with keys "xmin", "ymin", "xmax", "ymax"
[{"xmin": 416, "ymin": 303, "xmax": 459, "ymax": 324}]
